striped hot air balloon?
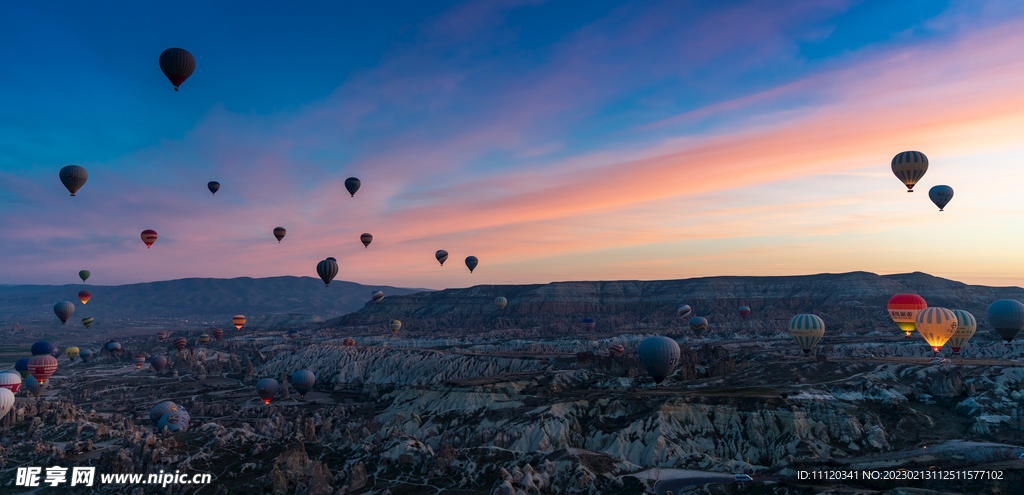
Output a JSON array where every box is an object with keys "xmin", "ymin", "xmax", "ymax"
[
  {"xmin": 256, "ymin": 378, "xmax": 279, "ymax": 404},
  {"xmin": 948, "ymin": 310, "xmax": 977, "ymax": 356},
  {"xmin": 173, "ymin": 337, "xmax": 187, "ymax": 352},
  {"xmin": 0, "ymin": 388, "xmax": 13, "ymax": 421},
  {"xmin": 788, "ymin": 314, "xmax": 825, "ymax": 355},
  {"xmin": 390, "ymin": 320, "xmax": 402, "ymax": 334},
  {"xmin": 677, "ymin": 305, "xmax": 692, "ymax": 318},
  {"xmin": 233, "ymin": 315, "xmax": 246, "ymax": 330},
  {"xmin": 891, "ymin": 151, "xmax": 928, "ymax": 192},
  {"xmin": 738, "ymin": 306, "xmax": 751, "ymax": 319},
  {"xmin": 133, "ymin": 355, "xmax": 146, "ymax": 369},
  {"xmin": 211, "ymin": 328, "xmax": 223, "ymax": 340},
  {"xmin": 0, "ymin": 372, "xmax": 22, "ymax": 394},
  {"xmin": 53, "ymin": 302, "xmax": 74, "ymax": 324},
  {"xmin": 82, "ymin": 317, "xmax": 94, "ymax": 328},
  {"xmin": 360, "ymin": 233, "xmax": 372, "ymax": 248},
  {"xmin": 59, "ymin": 165, "xmax": 88, "ymax": 196},
  {"xmin": 159, "ymin": 48, "xmax": 195, "ymax": 91},
  {"xmin": 371, "ymin": 291, "xmax": 384, "ymax": 305},
  {"xmin": 141, "ymin": 230, "xmax": 158, "ymax": 248},
  {"xmin": 156, "ymin": 331, "xmax": 167, "ymax": 342},
  {"xmin": 435, "ymin": 250, "xmax": 448, "ymax": 266},
  {"xmin": 317, "ymin": 259, "xmax": 338, "ymax": 287},
  {"xmin": 888, "ymin": 294, "xmax": 927, "ymax": 338},
  {"xmin": 27, "ymin": 355, "xmax": 58, "ymax": 384},
  {"xmin": 291, "ymin": 370, "xmax": 315, "ymax": 398},
  {"xmin": 198, "ymin": 334, "xmax": 210, "ymax": 345},
  {"xmin": 273, "ymin": 227, "xmax": 286, "ymax": 242},
  {"xmin": 916, "ymin": 307, "xmax": 958, "ymax": 353},
  {"xmin": 689, "ymin": 317, "xmax": 708, "ymax": 337},
  {"xmin": 343, "ymin": 337, "xmax": 356, "ymax": 346},
  {"xmin": 78, "ymin": 290, "xmax": 91, "ymax": 305},
  {"xmin": 495, "ymin": 297, "xmax": 507, "ymax": 311},
  {"xmin": 608, "ymin": 344, "xmax": 625, "ymax": 357}
]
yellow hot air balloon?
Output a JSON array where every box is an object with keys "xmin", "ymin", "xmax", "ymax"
[
  {"xmin": 390, "ymin": 320, "xmax": 401, "ymax": 334},
  {"xmin": 787, "ymin": 314, "xmax": 825, "ymax": 355},
  {"xmin": 66, "ymin": 347, "xmax": 80, "ymax": 361},
  {"xmin": 233, "ymin": 315, "xmax": 246, "ymax": 330},
  {"xmin": 948, "ymin": 310, "xmax": 977, "ymax": 356},
  {"xmin": 916, "ymin": 307, "xmax": 957, "ymax": 353}
]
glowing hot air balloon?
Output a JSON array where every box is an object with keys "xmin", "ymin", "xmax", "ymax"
[
  {"xmin": 929, "ymin": 185, "xmax": 953, "ymax": 211},
  {"xmin": 208, "ymin": 181, "xmax": 220, "ymax": 195},
  {"xmin": 371, "ymin": 291, "xmax": 384, "ymax": 305},
  {"xmin": 28, "ymin": 355, "xmax": 58, "ymax": 384},
  {"xmin": 157, "ymin": 331, "xmax": 167, "ymax": 342},
  {"xmin": 390, "ymin": 320, "xmax": 402, "ymax": 334},
  {"xmin": 638, "ymin": 336, "xmax": 680, "ymax": 384},
  {"xmin": 256, "ymin": 378, "xmax": 279, "ymax": 404},
  {"xmin": 495, "ymin": 297, "xmax": 507, "ymax": 311},
  {"xmin": 360, "ymin": 233, "xmax": 373, "ymax": 248},
  {"xmin": 435, "ymin": 250, "xmax": 448, "ymax": 266},
  {"xmin": 291, "ymin": 370, "xmax": 315, "ymax": 398},
  {"xmin": 59, "ymin": 165, "xmax": 88, "ymax": 196},
  {"xmin": 317, "ymin": 259, "xmax": 338, "ymax": 287},
  {"xmin": 159, "ymin": 48, "xmax": 195, "ymax": 91},
  {"xmin": 677, "ymin": 305, "xmax": 692, "ymax": 318},
  {"xmin": 465, "ymin": 256, "xmax": 479, "ymax": 273},
  {"xmin": 25, "ymin": 376, "xmax": 44, "ymax": 397},
  {"xmin": 79, "ymin": 270, "xmax": 90, "ymax": 282},
  {"xmin": 53, "ymin": 302, "xmax": 74, "ymax": 324},
  {"xmin": 788, "ymin": 314, "xmax": 825, "ymax": 355},
  {"xmin": 78, "ymin": 290, "xmax": 91, "ymax": 305},
  {"xmin": 133, "ymin": 355, "xmax": 146, "ymax": 369},
  {"xmin": 948, "ymin": 310, "xmax": 977, "ymax": 356},
  {"xmin": 233, "ymin": 315, "xmax": 246, "ymax": 330},
  {"xmin": 987, "ymin": 299, "xmax": 1024, "ymax": 344},
  {"xmin": 345, "ymin": 177, "xmax": 361, "ymax": 197},
  {"xmin": 689, "ymin": 317, "xmax": 708, "ymax": 338},
  {"xmin": 141, "ymin": 230, "xmax": 158, "ymax": 248},
  {"xmin": 273, "ymin": 227, "xmax": 286, "ymax": 243},
  {"xmin": 891, "ymin": 151, "xmax": 928, "ymax": 192},
  {"xmin": 888, "ymin": 294, "xmax": 927, "ymax": 338},
  {"xmin": 916, "ymin": 307, "xmax": 958, "ymax": 353}
]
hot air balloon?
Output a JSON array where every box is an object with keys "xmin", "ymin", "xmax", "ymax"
[
  {"xmin": 28, "ymin": 355, "xmax": 58, "ymax": 384},
  {"xmin": 371, "ymin": 291, "xmax": 384, "ymax": 305},
  {"xmin": 788, "ymin": 314, "xmax": 825, "ymax": 355},
  {"xmin": 0, "ymin": 388, "xmax": 14, "ymax": 420},
  {"xmin": 916, "ymin": 307, "xmax": 958, "ymax": 353},
  {"xmin": 0, "ymin": 372, "xmax": 22, "ymax": 394},
  {"xmin": 888, "ymin": 294, "xmax": 927, "ymax": 338},
  {"xmin": 157, "ymin": 331, "xmax": 167, "ymax": 342},
  {"xmin": 106, "ymin": 341, "xmax": 121, "ymax": 353},
  {"xmin": 738, "ymin": 306, "xmax": 751, "ymax": 319},
  {"xmin": 159, "ymin": 48, "xmax": 195, "ymax": 91},
  {"xmin": 79, "ymin": 349, "xmax": 93, "ymax": 363},
  {"xmin": 133, "ymin": 355, "xmax": 146, "ymax": 369},
  {"xmin": 208, "ymin": 181, "xmax": 220, "ymax": 195},
  {"xmin": 581, "ymin": 317, "xmax": 596, "ymax": 332},
  {"xmin": 291, "ymin": 370, "xmax": 315, "ymax": 398},
  {"xmin": 31, "ymin": 341, "xmax": 56, "ymax": 356},
  {"xmin": 465, "ymin": 256, "xmax": 479, "ymax": 273},
  {"xmin": 233, "ymin": 315, "xmax": 246, "ymax": 330},
  {"xmin": 677, "ymin": 305, "xmax": 692, "ymax": 318},
  {"xmin": 343, "ymin": 337, "xmax": 356, "ymax": 346},
  {"xmin": 53, "ymin": 302, "xmax": 74, "ymax": 324},
  {"xmin": 987, "ymin": 299, "xmax": 1024, "ymax": 344},
  {"xmin": 287, "ymin": 329, "xmax": 298, "ymax": 340},
  {"xmin": 435, "ymin": 250, "xmax": 448, "ymax": 266},
  {"xmin": 891, "ymin": 151, "xmax": 928, "ymax": 192},
  {"xmin": 59, "ymin": 165, "xmax": 88, "ymax": 196},
  {"xmin": 173, "ymin": 337, "xmax": 187, "ymax": 352},
  {"xmin": 25, "ymin": 376, "xmax": 44, "ymax": 397},
  {"xmin": 929, "ymin": 185, "xmax": 953, "ymax": 211},
  {"xmin": 273, "ymin": 227, "xmax": 286, "ymax": 243},
  {"xmin": 82, "ymin": 317, "xmax": 94, "ymax": 328},
  {"xmin": 151, "ymin": 356, "xmax": 168, "ymax": 372},
  {"xmin": 345, "ymin": 177, "xmax": 361, "ymax": 197},
  {"xmin": 360, "ymin": 233, "xmax": 373, "ymax": 248},
  {"xmin": 256, "ymin": 378, "xmax": 279, "ymax": 404},
  {"xmin": 15, "ymin": 358, "xmax": 30, "ymax": 379},
  {"xmin": 79, "ymin": 270, "xmax": 90, "ymax": 282},
  {"xmin": 689, "ymin": 317, "xmax": 708, "ymax": 338},
  {"xmin": 78, "ymin": 290, "xmax": 91, "ymax": 305},
  {"xmin": 638, "ymin": 336, "xmax": 680, "ymax": 384},
  {"xmin": 198, "ymin": 334, "xmax": 210, "ymax": 345},
  {"xmin": 65, "ymin": 347, "xmax": 79, "ymax": 361},
  {"xmin": 948, "ymin": 310, "xmax": 977, "ymax": 356},
  {"xmin": 390, "ymin": 320, "xmax": 402, "ymax": 334},
  {"xmin": 317, "ymin": 259, "xmax": 338, "ymax": 287},
  {"xmin": 141, "ymin": 230, "xmax": 158, "ymax": 248},
  {"xmin": 608, "ymin": 344, "xmax": 625, "ymax": 357},
  {"xmin": 495, "ymin": 297, "xmax": 507, "ymax": 311},
  {"xmin": 158, "ymin": 411, "xmax": 189, "ymax": 433},
  {"xmin": 150, "ymin": 401, "xmax": 179, "ymax": 424},
  {"xmin": 52, "ymin": 348, "xmax": 62, "ymax": 359},
  {"xmin": 211, "ymin": 328, "xmax": 223, "ymax": 340}
]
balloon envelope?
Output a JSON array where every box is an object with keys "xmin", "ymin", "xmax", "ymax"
[
  {"xmin": 0, "ymin": 388, "xmax": 12, "ymax": 421},
  {"xmin": 25, "ymin": 376, "xmax": 44, "ymax": 397},
  {"xmin": 948, "ymin": 310, "xmax": 977, "ymax": 355},
  {"xmin": 929, "ymin": 185, "xmax": 953, "ymax": 211},
  {"xmin": 65, "ymin": 347, "xmax": 79, "ymax": 361},
  {"xmin": 608, "ymin": 344, "xmax": 625, "ymax": 357},
  {"xmin": 371, "ymin": 291, "xmax": 384, "ymax": 305},
  {"xmin": 211, "ymin": 328, "xmax": 223, "ymax": 340},
  {"xmin": 158, "ymin": 411, "xmax": 189, "ymax": 433},
  {"xmin": 287, "ymin": 329, "xmax": 298, "ymax": 339},
  {"xmin": 79, "ymin": 349, "xmax": 93, "ymax": 362},
  {"xmin": 141, "ymin": 230, "xmax": 158, "ymax": 248},
  {"xmin": 343, "ymin": 337, "xmax": 356, "ymax": 346},
  {"xmin": 157, "ymin": 331, "xmax": 167, "ymax": 342},
  {"xmin": 208, "ymin": 181, "xmax": 220, "ymax": 195},
  {"xmin": 159, "ymin": 48, "xmax": 195, "ymax": 90},
  {"xmin": 15, "ymin": 358, "xmax": 31, "ymax": 379},
  {"xmin": 79, "ymin": 270, "xmax": 90, "ymax": 282},
  {"xmin": 53, "ymin": 302, "xmax": 75, "ymax": 323},
  {"xmin": 677, "ymin": 305, "xmax": 692, "ymax": 318},
  {"xmin": 638, "ymin": 336, "xmax": 680, "ymax": 384},
  {"xmin": 345, "ymin": 177, "xmax": 361, "ymax": 197},
  {"xmin": 133, "ymin": 355, "xmax": 146, "ymax": 368},
  {"xmin": 987, "ymin": 299, "xmax": 1024, "ymax": 343},
  {"xmin": 59, "ymin": 165, "xmax": 88, "ymax": 196},
  {"xmin": 317, "ymin": 259, "xmax": 338, "ymax": 287},
  {"xmin": 273, "ymin": 227, "xmax": 286, "ymax": 242},
  {"xmin": 32, "ymin": 341, "xmax": 56, "ymax": 356},
  {"xmin": 0, "ymin": 372, "xmax": 22, "ymax": 395},
  {"xmin": 360, "ymin": 233, "xmax": 373, "ymax": 248},
  {"xmin": 888, "ymin": 294, "xmax": 927, "ymax": 337},
  {"xmin": 27, "ymin": 355, "xmax": 58, "ymax": 383},
  {"xmin": 198, "ymin": 334, "xmax": 210, "ymax": 345},
  {"xmin": 738, "ymin": 306, "xmax": 751, "ymax": 319},
  {"xmin": 233, "ymin": 315, "xmax": 246, "ymax": 330},
  {"xmin": 581, "ymin": 317, "xmax": 596, "ymax": 332},
  {"xmin": 151, "ymin": 356, "xmax": 168, "ymax": 372},
  {"xmin": 82, "ymin": 317, "xmax": 94, "ymax": 328},
  {"xmin": 435, "ymin": 250, "xmax": 448, "ymax": 266},
  {"xmin": 689, "ymin": 317, "xmax": 708, "ymax": 337},
  {"xmin": 291, "ymin": 370, "xmax": 315, "ymax": 397},
  {"xmin": 916, "ymin": 307, "xmax": 958, "ymax": 353},
  {"xmin": 390, "ymin": 320, "xmax": 402, "ymax": 333},
  {"xmin": 495, "ymin": 297, "xmax": 507, "ymax": 311},
  {"xmin": 891, "ymin": 151, "xmax": 928, "ymax": 192},
  {"xmin": 256, "ymin": 378, "xmax": 279, "ymax": 404},
  {"xmin": 788, "ymin": 314, "xmax": 825, "ymax": 355},
  {"xmin": 465, "ymin": 256, "xmax": 479, "ymax": 273},
  {"xmin": 150, "ymin": 401, "xmax": 179, "ymax": 424},
  {"xmin": 106, "ymin": 341, "xmax": 121, "ymax": 352},
  {"xmin": 78, "ymin": 290, "xmax": 91, "ymax": 305},
  {"xmin": 173, "ymin": 338, "xmax": 187, "ymax": 352}
]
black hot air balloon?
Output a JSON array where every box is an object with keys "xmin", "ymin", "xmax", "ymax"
[
  {"xmin": 345, "ymin": 177, "xmax": 360, "ymax": 197},
  {"xmin": 59, "ymin": 165, "xmax": 88, "ymax": 196},
  {"xmin": 208, "ymin": 181, "xmax": 220, "ymax": 195},
  {"xmin": 159, "ymin": 48, "xmax": 195, "ymax": 91},
  {"xmin": 317, "ymin": 258, "xmax": 338, "ymax": 287},
  {"xmin": 273, "ymin": 227, "xmax": 286, "ymax": 243},
  {"xmin": 465, "ymin": 256, "xmax": 479, "ymax": 273}
]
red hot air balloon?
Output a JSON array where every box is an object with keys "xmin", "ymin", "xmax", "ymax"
[
  {"xmin": 159, "ymin": 48, "xmax": 195, "ymax": 91},
  {"xmin": 28, "ymin": 356, "xmax": 58, "ymax": 384},
  {"xmin": 133, "ymin": 355, "xmax": 146, "ymax": 369},
  {"xmin": 273, "ymin": 227, "xmax": 286, "ymax": 243},
  {"xmin": 78, "ymin": 290, "xmax": 91, "ymax": 305},
  {"xmin": 343, "ymin": 338, "xmax": 355, "ymax": 346},
  {"xmin": 141, "ymin": 230, "xmax": 158, "ymax": 248},
  {"xmin": 738, "ymin": 306, "xmax": 751, "ymax": 319}
]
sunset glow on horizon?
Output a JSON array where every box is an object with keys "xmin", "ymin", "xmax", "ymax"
[{"xmin": 3, "ymin": 1, "xmax": 1024, "ymax": 289}]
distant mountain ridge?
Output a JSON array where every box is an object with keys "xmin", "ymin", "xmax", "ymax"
[{"xmin": 0, "ymin": 276, "xmax": 430, "ymax": 328}]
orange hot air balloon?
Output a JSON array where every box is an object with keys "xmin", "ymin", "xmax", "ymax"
[
  {"xmin": 916, "ymin": 307, "xmax": 958, "ymax": 353},
  {"xmin": 233, "ymin": 315, "xmax": 246, "ymax": 330},
  {"xmin": 211, "ymin": 328, "xmax": 223, "ymax": 340},
  {"xmin": 343, "ymin": 337, "xmax": 355, "ymax": 346},
  {"xmin": 141, "ymin": 230, "xmax": 158, "ymax": 248},
  {"xmin": 78, "ymin": 290, "xmax": 91, "ymax": 305}
]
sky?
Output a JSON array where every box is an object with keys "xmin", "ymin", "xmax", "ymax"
[{"xmin": 3, "ymin": 0, "xmax": 1024, "ymax": 289}]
